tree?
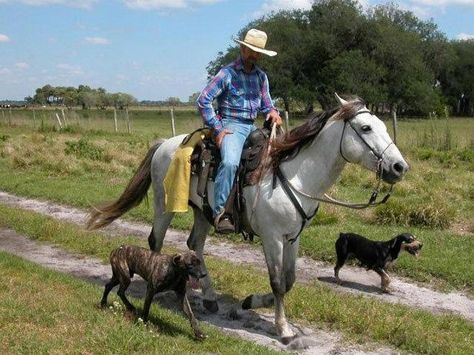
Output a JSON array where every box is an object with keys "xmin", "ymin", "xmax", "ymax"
[
  {"xmin": 188, "ymin": 92, "xmax": 201, "ymax": 105},
  {"xmin": 205, "ymin": 0, "xmax": 456, "ymax": 115},
  {"xmin": 442, "ymin": 39, "xmax": 474, "ymax": 116},
  {"xmin": 111, "ymin": 93, "xmax": 137, "ymax": 109},
  {"xmin": 78, "ymin": 91, "xmax": 97, "ymax": 109},
  {"xmin": 167, "ymin": 97, "xmax": 181, "ymax": 107}
]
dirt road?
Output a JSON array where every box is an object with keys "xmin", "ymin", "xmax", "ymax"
[{"xmin": 1, "ymin": 191, "xmax": 472, "ymax": 322}]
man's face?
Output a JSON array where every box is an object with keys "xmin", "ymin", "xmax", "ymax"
[{"xmin": 240, "ymin": 45, "xmax": 261, "ymax": 65}]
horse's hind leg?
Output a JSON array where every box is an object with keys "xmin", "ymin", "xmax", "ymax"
[
  {"xmin": 148, "ymin": 188, "xmax": 174, "ymax": 252},
  {"xmin": 148, "ymin": 210, "xmax": 174, "ymax": 252},
  {"xmin": 187, "ymin": 207, "xmax": 218, "ymax": 313}
]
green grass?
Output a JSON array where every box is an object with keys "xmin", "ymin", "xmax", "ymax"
[
  {"xmin": 0, "ymin": 116, "xmax": 472, "ymax": 293},
  {"xmin": 0, "ymin": 204, "xmax": 473, "ymax": 354},
  {"xmin": 0, "ymin": 252, "xmax": 276, "ymax": 354}
]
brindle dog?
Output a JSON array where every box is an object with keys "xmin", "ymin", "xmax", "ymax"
[
  {"xmin": 101, "ymin": 245, "xmax": 207, "ymax": 340},
  {"xmin": 334, "ymin": 232, "xmax": 423, "ymax": 292}
]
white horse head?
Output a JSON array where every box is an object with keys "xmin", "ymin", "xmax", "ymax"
[{"xmin": 332, "ymin": 96, "xmax": 408, "ymax": 184}]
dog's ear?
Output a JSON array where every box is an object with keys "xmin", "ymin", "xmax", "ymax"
[
  {"xmin": 391, "ymin": 239, "xmax": 399, "ymax": 249},
  {"xmin": 173, "ymin": 254, "xmax": 183, "ymax": 267},
  {"xmin": 400, "ymin": 233, "xmax": 415, "ymax": 243}
]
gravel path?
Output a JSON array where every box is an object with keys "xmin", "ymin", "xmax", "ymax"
[
  {"xmin": 1, "ymin": 191, "xmax": 472, "ymax": 323},
  {"xmin": 0, "ymin": 228, "xmax": 396, "ymax": 354}
]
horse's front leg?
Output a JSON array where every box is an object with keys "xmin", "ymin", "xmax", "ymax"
[{"xmin": 264, "ymin": 236, "xmax": 298, "ymax": 343}]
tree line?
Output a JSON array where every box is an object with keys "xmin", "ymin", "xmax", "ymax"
[
  {"xmin": 25, "ymin": 85, "xmax": 137, "ymax": 110},
  {"xmin": 207, "ymin": 0, "xmax": 474, "ymax": 117},
  {"xmin": 25, "ymin": 86, "xmax": 200, "ymax": 110}
]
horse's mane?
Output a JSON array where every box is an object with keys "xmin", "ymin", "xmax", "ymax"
[{"xmin": 251, "ymin": 98, "xmax": 366, "ymax": 184}]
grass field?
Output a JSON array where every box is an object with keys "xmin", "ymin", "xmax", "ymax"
[
  {"xmin": 0, "ymin": 251, "xmax": 277, "ymax": 354},
  {"xmin": 0, "ymin": 204, "xmax": 473, "ymax": 354},
  {"xmin": 0, "ymin": 110, "xmax": 472, "ymax": 293},
  {"xmin": 1, "ymin": 110, "xmax": 473, "ymax": 353}
]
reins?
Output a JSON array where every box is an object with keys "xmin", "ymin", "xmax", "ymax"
[{"xmin": 276, "ymin": 109, "xmax": 394, "ymax": 213}]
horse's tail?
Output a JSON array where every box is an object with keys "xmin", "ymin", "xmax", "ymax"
[{"xmin": 86, "ymin": 141, "xmax": 163, "ymax": 230}]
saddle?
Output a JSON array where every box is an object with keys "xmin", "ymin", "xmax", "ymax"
[{"xmin": 189, "ymin": 127, "xmax": 271, "ymax": 238}]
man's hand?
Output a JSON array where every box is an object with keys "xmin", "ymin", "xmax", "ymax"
[
  {"xmin": 215, "ymin": 129, "xmax": 233, "ymax": 148},
  {"xmin": 266, "ymin": 110, "xmax": 282, "ymax": 126}
]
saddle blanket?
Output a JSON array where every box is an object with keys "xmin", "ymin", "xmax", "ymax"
[{"xmin": 163, "ymin": 129, "xmax": 211, "ymax": 212}]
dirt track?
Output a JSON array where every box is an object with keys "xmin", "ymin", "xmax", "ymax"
[
  {"xmin": 0, "ymin": 228, "xmax": 396, "ymax": 354},
  {"xmin": 1, "ymin": 191, "xmax": 472, "ymax": 322},
  {"xmin": 0, "ymin": 191, "xmax": 473, "ymax": 353}
]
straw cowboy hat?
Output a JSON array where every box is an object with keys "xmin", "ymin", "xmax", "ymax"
[{"xmin": 235, "ymin": 29, "xmax": 277, "ymax": 57}]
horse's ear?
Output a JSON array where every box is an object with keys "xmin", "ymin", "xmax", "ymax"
[{"xmin": 335, "ymin": 93, "xmax": 348, "ymax": 106}]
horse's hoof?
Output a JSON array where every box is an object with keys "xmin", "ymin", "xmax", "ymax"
[
  {"xmin": 203, "ymin": 299, "xmax": 219, "ymax": 313},
  {"xmin": 281, "ymin": 335, "xmax": 298, "ymax": 345},
  {"xmin": 242, "ymin": 295, "xmax": 253, "ymax": 310}
]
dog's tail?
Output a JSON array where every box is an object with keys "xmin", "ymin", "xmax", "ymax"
[{"xmin": 86, "ymin": 141, "xmax": 162, "ymax": 230}]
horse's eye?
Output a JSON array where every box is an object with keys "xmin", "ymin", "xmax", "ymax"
[{"xmin": 361, "ymin": 125, "xmax": 371, "ymax": 132}]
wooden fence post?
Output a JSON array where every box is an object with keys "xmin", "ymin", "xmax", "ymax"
[
  {"xmin": 33, "ymin": 109, "xmax": 36, "ymax": 127},
  {"xmin": 170, "ymin": 108, "xmax": 176, "ymax": 137},
  {"xmin": 1, "ymin": 109, "xmax": 5, "ymax": 124},
  {"xmin": 55, "ymin": 112, "xmax": 63, "ymax": 129},
  {"xmin": 9, "ymin": 107, "xmax": 12, "ymax": 126},
  {"xmin": 61, "ymin": 108, "xmax": 67, "ymax": 127},
  {"xmin": 284, "ymin": 111, "xmax": 289, "ymax": 132},
  {"xmin": 126, "ymin": 108, "xmax": 131, "ymax": 133},
  {"xmin": 392, "ymin": 110, "xmax": 398, "ymax": 145},
  {"xmin": 113, "ymin": 108, "xmax": 118, "ymax": 132}
]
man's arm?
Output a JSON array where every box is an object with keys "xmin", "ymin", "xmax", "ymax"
[
  {"xmin": 259, "ymin": 73, "xmax": 282, "ymax": 125},
  {"xmin": 196, "ymin": 69, "xmax": 228, "ymax": 136}
]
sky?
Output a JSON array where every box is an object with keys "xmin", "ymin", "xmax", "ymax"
[{"xmin": 0, "ymin": 0, "xmax": 473, "ymax": 101}]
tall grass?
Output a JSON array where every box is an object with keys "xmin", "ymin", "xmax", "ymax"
[{"xmin": 0, "ymin": 114, "xmax": 472, "ymax": 289}]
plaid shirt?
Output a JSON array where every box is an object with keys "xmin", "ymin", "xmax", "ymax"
[{"xmin": 197, "ymin": 57, "xmax": 275, "ymax": 136}]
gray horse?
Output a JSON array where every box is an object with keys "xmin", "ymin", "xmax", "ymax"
[{"xmin": 88, "ymin": 96, "xmax": 408, "ymax": 343}]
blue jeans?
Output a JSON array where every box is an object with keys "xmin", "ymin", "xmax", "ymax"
[{"xmin": 213, "ymin": 119, "xmax": 256, "ymax": 217}]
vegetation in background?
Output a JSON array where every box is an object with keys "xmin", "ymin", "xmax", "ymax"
[{"xmin": 208, "ymin": 0, "xmax": 474, "ymax": 117}]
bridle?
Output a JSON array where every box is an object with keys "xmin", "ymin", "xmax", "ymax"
[{"xmin": 278, "ymin": 109, "xmax": 394, "ymax": 210}]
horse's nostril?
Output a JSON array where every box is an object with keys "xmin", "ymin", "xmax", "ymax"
[{"xmin": 393, "ymin": 162, "xmax": 405, "ymax": 174}]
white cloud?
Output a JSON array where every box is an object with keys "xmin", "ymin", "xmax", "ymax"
[
  {"xmin": 396, "ymin": 2, "xmax": 434, "ymax": 18},
  {"xmin": 0, "ymin": 34, "xmax": 10, "ymax": 42},
  {"xmin": 0, "ymin": 0, "xmax": 97, "ymax": 9},
  {"xmin": 410, "ymin": 0, "xmax": 474, "ymax": 7},
  {"xmin": 122, "ymin": 0, "xmax": 220, "ymax": 10},
  {"xmin": 15, "ymin": 62, "xmax": 30, "ymax": 69},
  {"xmin": 457, "ymin": 32, "xmax": 474, "ymax": 40},
  {"xmin": 253, "ymin": 0, "xmax": 312, "ymax": 18},
  {"xmin": 56, "ymin": 63, "xmax": 83, "ymax": 76},
  {"xmin": 0, "ymin": 67, "xmax": 11, "ymax": 75},
  {"xmin": 84, "ymin": 36, "xmax": 110, "ymax": 45}
]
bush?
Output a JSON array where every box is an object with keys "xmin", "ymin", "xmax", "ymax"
[
  {"xmin": 64, "ymin": 138, "xmax": 104, "ymax": 161},
  {"xmin": 0, "ymin": 134, "xmax": 9, "ymax": 142},
  {"xmin": 374, "ymin": 199, "xmax": 454, "ymax": 229}
]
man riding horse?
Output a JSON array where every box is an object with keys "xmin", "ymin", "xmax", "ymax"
[{"xmin": 197, "ymin": 28, "xmax": 282, "ymax": 234}]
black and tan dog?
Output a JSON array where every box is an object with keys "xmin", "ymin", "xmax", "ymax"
[
  {"xmin": 334, "ymin": 232, "xmax": 422, "ymax": 292},
  {"xmin": 101, "ymin": 245, "xmax": 207, "ymax": 340}
]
